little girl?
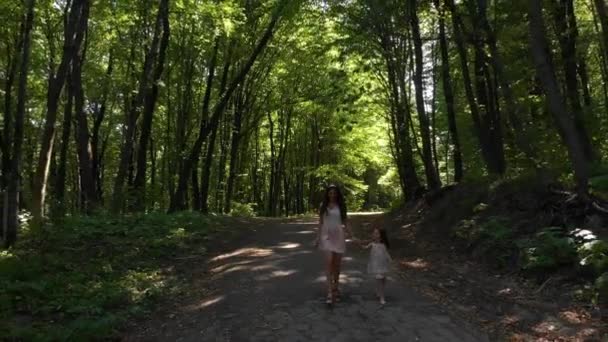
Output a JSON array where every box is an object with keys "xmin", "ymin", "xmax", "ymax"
[{"xmin": 364, "ymin": 227, "xmax": 392, "ymax": 305}]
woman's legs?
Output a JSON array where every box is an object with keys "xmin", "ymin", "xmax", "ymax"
[{"xmin": 324, "ymin": 252, "xmax": 333, "ymax": 301}]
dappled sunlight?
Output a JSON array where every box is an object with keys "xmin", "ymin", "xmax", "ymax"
[
  {"xmin": 282, "ymin": 229, "xmax": 315, "ymax": 235},
  {"xmin": 497, "ymin": 288, "xmax": 513, "ymax": 296},
  {"xmin": 190, "ymin": 295, "xmax": 225, "ymax": 310},
  {"xmin": 209, "ymin": 259, "xmax": 258, "ymax": 273},
  {"xmin": 400, "ymin": 258, "xmax": 430, "ymax": 270},
  {"xmin": 255, "ymin": 269, "xmax": 298, "ymax": 281},
  {"xmin": 285, "ymin": 222, "xmax": 317, "ymax": 225},
  {"xmin": 349, "ymin": 212, "xmax": 385, "ymax": 216},
  {"xmin": 210, "ymin": 247, "xmax": 274, "ymax": 262},
  {"xmin": 275, "ymin": 242, "xmax": 300, "ymax": 249}
]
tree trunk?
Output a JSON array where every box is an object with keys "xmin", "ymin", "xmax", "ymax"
[
  {"xmin": 594, "ymin": 0, "xmax": 608, "ymax": 69},
  {"xmin": 550, "ymin": 0, "xmax": 595, "ymax": 162},
  {"xmin": 224, "ymin": 93, "xmax": 244, "ymax": 214},
  {"xmin": 409, "ymin": 0, "xmax": 441, "ymax": 190},
  {"xmin": 91, "ymin": 51, "xmax": 113, "ymax": 201},
  {"xmin": 434, "ymin": 0, "xmax": 463, "ymax": 182},
  {"xmin": 54, "ymin": 73, "xmax": 73, "ymax": 216},
  {"xmin": 72, "ymin": 40, "xmax": 98, "ymax": 213},
  {"xmin": 132, "ymin": 0, "xmax": 170, "ymax": 211},
  {"xmin": 5, "ymin": 0, "xmax": 35, "ymax": 247},
  {"xmin": 528, "ymin": 0, "xmax": 590, "ymax": 195},
  {"xmin": 445, "ymin": 0, "xmax": 497, "ymax": 175},
  {"xmin": 475, "ymin": 0, "xmax": 539, "ymax": 168},
  {"xmin": 31, "ymin": 0, "xmax": 89, "ymax": 227},
  {"xmin": 200, "ymin": 40, "xmax": 225, "ymax": 213}
]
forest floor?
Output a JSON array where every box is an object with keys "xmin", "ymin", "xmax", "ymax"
[
  {"xmin": 123, "ymin": 213, "xmax": 488, "ymax": 341},
  {"xmin": 123, "ymin": 201, "xmax": 607, "ymax": 341}
]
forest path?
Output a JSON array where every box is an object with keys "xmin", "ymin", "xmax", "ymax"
[{"xmin": 124, "ymin": 214, "xmax": 488, "ymax": 341}]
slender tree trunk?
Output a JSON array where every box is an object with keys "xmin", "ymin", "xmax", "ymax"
[
  {"xmin": 434, "ymin": 0, "xmax": 463, "ymax": 182},
  {"xmin": 475, "ymin": 0, "xmax": 539, "ymax": 168},
  {"xmin": 133, "ymin": 0, "xmax": 170, "ymax": 211},
  {"xmin": 594, "ymin": 0, "xmax": 608, "ymax": 68},
  {"xmin": 409, "ymin": 0, "xmax": 441, "ymax": 190},
  {"xmin": 200, "ymin": 40, "xmax": 225, "ymax": 213},
  {"xmin": 54, "ymin": 73, "xmax": 73, "ymax": 216},
  {"xmin": 31, "ymin": 0, "xmax": 89, "ymax": 227},
  {"xmin": 445, "ymin": 0, "xmax": 496, "ymax": 174},
  {"xmin": 5, "ymin": 0, "xmax": 35, "ymax": 247},
  {"xmin": 550, "ymin": 0, "xmax": 595, "ymax": 162},
  {"xmin": 224, "ymin": 95, "xmax": 244, "ymax": 214},
  {"xmin": 528, "ymin": 0, "xmax": 590, "ymax": 196},
  {"xmin": 72, "ymin": 40, "xmax": 98, "ymax": 213}
]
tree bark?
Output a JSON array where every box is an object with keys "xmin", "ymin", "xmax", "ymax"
[
  {"xmin": 72, "ymin": 37, "xmax": 98, "ymax": 213},
  {"xmin": 408, "ymin": 0, "xmax": 441, "ymax": 190},
  {"xmin": 54, "ymin": 73, "xmax": 73, "ymax": 216},
  {"xmin": 5, "ymin": 0, "xmax": 35, "ymax": 247},
  {"xmin": 434, "ymin": 0, "xmax": 463, "ymax": 182},
  {"xmin": 31, "ymin": 0, "xmax": 89, "ymax": 226},
  {"xmin": 132, "ymin": 0, "xmax": 171, "ymax": 210},
  {"xmin": 528, "ymin": 0, "xmax": 590, "ymax": 195},
  {"xmin": 549, "ymin": 0, "xmax": 595, "ymax": 162}
]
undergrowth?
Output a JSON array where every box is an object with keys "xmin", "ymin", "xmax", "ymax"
[{"xmin": 0, "ymin": 212, "xmax": 234, "ymax": 340}]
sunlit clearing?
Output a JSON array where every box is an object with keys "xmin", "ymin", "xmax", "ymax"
[
  {"xmin": 276, "ymin": 242, "xmax": 300, "ymax": 249},
  {"xmin": 400, "ymin": 258, "xmax": 429, "ymax": 270},
  {"xmin": 194, "ymin": 295, "xmax": 225, "ymax": 309},
  {"xmin": 211, "ymin": 247, "xmax": 274, "ymax": 261}
]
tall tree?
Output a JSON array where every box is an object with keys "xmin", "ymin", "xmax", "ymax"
[
  {"xmin": 4, "ymin": 0, "xmax": 35, "ymax": 247},
  {"xmin": 31, "ymin": 0, "xmax": 90, "ymax": 227},
  {"xmin": 408, "ymin": 0, "xmax": 441, "ymax": 190},
  {"xmin": 433, "ymin": 0, "xmax": 463, "ymax": 182},
  {"xmin": 527, "ymin": 0, "xmax": 591, "ymax": 196}
]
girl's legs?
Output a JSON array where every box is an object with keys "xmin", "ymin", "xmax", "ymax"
[
  {"xmin": 376, "ymin": 276, "xmax": 386, "ymax": 304},
  {"xmin": 332, "ymin": 253, "xmax": 342, "ymax": 298}
]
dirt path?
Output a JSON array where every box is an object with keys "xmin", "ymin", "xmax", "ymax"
[{"xmin": 124, "ymin": 214, "xmax": 488, "ymax": 341}]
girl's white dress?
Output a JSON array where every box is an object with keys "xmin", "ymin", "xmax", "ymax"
[
  {"xmin": 367, "ymin": 242, "xmax": 391, "ymax": 279},
  {"xmin": 319, "ymin": 206, "xmax": 346, "ymax": 254}
]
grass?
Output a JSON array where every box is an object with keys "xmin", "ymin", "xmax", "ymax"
[{"xmin": 0, "ymin": 212, "xmax": 241, "ymax": 341}]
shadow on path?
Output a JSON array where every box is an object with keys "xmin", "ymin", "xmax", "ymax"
[{"xmin": 125, "ymin": 216, "xmax": 488, "ymax": 342}]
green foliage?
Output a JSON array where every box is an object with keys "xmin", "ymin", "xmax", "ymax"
[
  {"xmin": 230, "ymin": 202, "xmax": 257, "ymax": 217},
  {"xmin": 575, "ymin": 230, "xmax": 608, "ymax": 276},
  {"xmin": 0, "ymin": 213, "xmax": 230, "ymax": 340},
  {"xmin": 520, "ymin": 227, "xmax": 578, "ymax": 272},
  {"xmin": 595, "ymin": 272, "xmax": 608, "ymax": 303},
  {"xmin": 455, "ymin": 217, "xmax": 515, "ymax": 268}
]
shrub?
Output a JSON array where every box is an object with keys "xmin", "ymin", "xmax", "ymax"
[
  {"xmin": 229, "ymin": 202, "xmax": 257, "ymax": 217},
  {"xmin": 520, "ymin": 227, "xmax": 577, "ymax": 272}
]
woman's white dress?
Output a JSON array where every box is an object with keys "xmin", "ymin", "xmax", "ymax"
[
  {"xmin": 319, "ymin": 206, "xmax": 346, "ymax": 254},
  {"xmin": 367, "ymin": 242, "xmax": 391, "ymax": 279}
]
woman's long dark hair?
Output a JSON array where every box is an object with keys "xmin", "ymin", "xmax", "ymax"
[{"xmin": 320, "ymin": 184, "xmax": 347, "ymax": 222}]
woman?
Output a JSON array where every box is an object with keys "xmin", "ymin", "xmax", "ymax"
[{"xmin": 315, "ymin": 184, "xmax": 351, "ymax": 304}]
